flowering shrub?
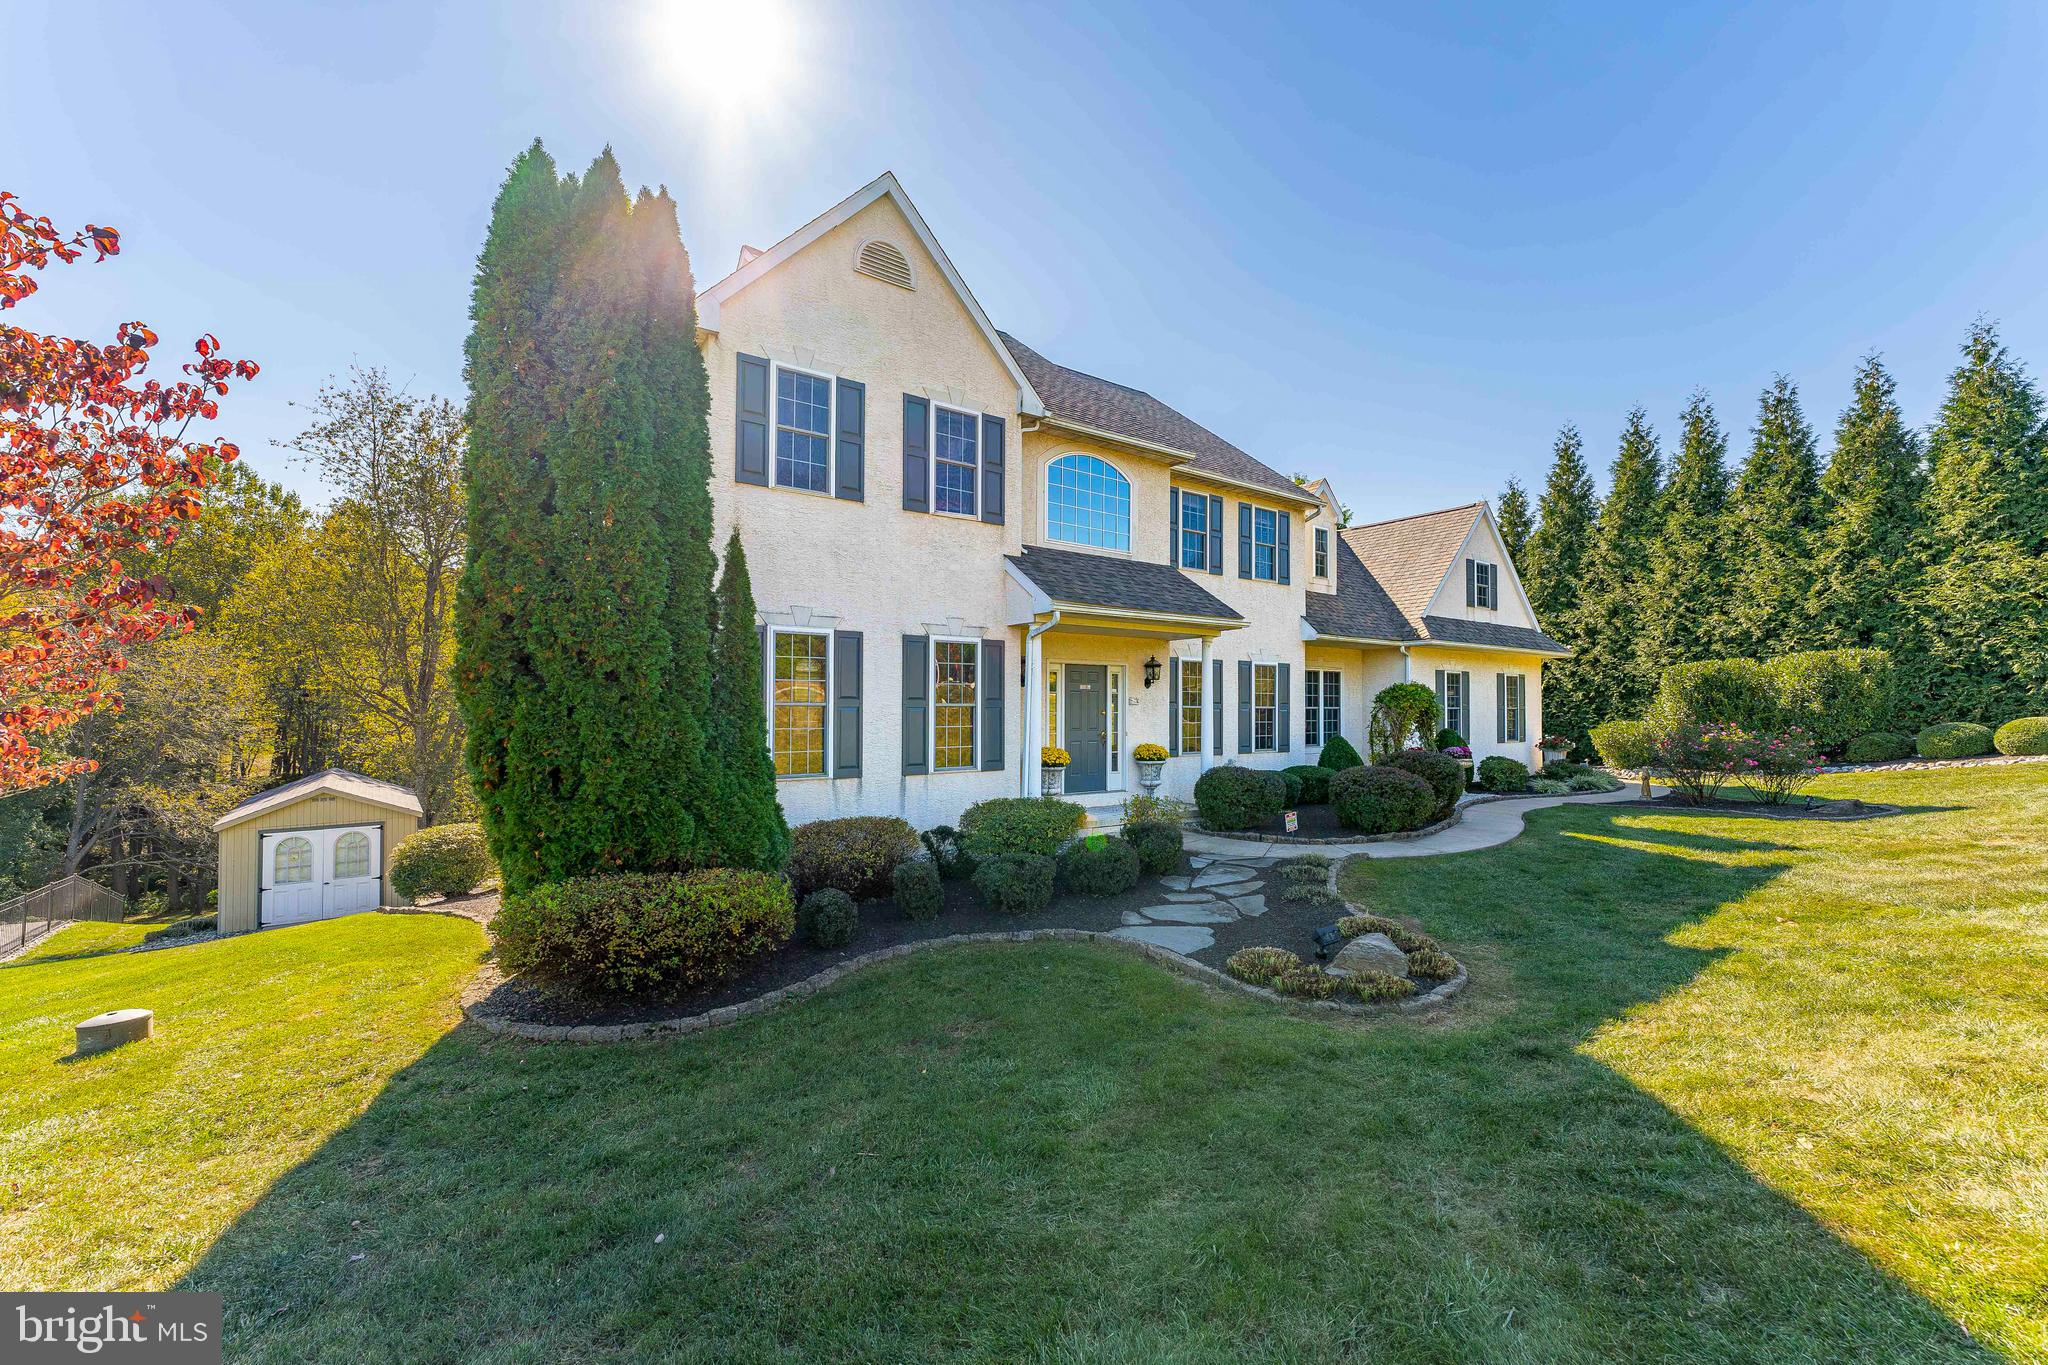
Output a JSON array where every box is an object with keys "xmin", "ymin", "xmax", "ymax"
[
  {"xmin": 1729, "ymin": 726, "xmax": 1823, "ymax": 804},
  {"xmin": 1647, "ymin": 724, "xmax": 1747, "ymax": 804},
  {"xmin": 1040, "ymin": 746, "xmax": 1071, "ymax": 768},
  {"xmin": 1540, "ymin": 734, "xmax": 1573, "ymax": 752},
  {"xmin": 1133, "ymin": 743, "xmax": 1168, "ymax": 762},
  {"xmin": 1442, "ymin": 744, "xmax": 1472, "ymax": 760}
]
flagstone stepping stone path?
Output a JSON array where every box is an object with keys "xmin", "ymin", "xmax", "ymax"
[{"xmin": 1109, "ymin": 857, "xmax": 1271, "ymax": 953}]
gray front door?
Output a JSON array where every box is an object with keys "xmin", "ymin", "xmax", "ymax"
[{"xmin": 1063, "ymin": 665, "xmax": 1109, "ymax": 793}]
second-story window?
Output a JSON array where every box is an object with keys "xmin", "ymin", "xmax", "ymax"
[
  {"xmin": 1179, "ymin": 492, "xmax": 1208, "ymax": 569},
  {"xmin": 1253, "ymin": 507, "xmax": 1278, "ymax": 580},
  {"xmin": 933, "ymin": 407, "xmax": 978, "ymax": 516},
  {"xmin": 1314, "ymin": 526, "xmax": 1329, "ymax": 578},
  {"xmin": 775, "ymin": 368, "xmax": 832, "ymax": 493},
  {"xmin": 1046, "ymin": 453, "xmax": 1130, "ymax": 551}
]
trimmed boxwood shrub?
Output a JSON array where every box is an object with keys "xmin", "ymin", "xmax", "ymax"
[
  {"xmin": 918, "ymin": 824, "xmax": 975, "ymax": 879},
  {"xmin": 1590, "ymin": 718, "xmax": 1658, "ymax": 771},
  {"xmin": 1434, "ymin": 728, "xmax": 1466, "ymax": 750},
  {"xmin": 958, "ymin": 797, "xmax": 1086, "ymax": 861},
  {"xmin": 972, "ymin": 853, "xmax": 1056, "ymax": 915},
  {"xmin": 1330, "ymin": 764, "xmax": 1435, "ymax": 835},
  {"xmin": 1384, "ymin": 748, "xmax": 1462, "ymax": 817},
  {"xmin": 1224, "ymin": 945, "xmax": 1300, "ymax": 988},
  {"xmin": 1317, "ymin": 735, "xmax": 1364, "ymax": 771},
  {"xmin": 1993, "ymin": 716, "xmax": 2048, "ymax": 756},
  {"xmin": 1650, "ymin": 657, "xmax": 1778, "ymax": 732},
  {"xmin": 390, "ymin": 822, "xmax": 494, "ymax": 902},
  {"xmin": 1843, "ymin": 731, "xmax": 1914, "ymax": 763},
  {"xmin": 1194, "ymin": 765, "xmax": 1287, "ymax": 831},
  {"xmin": 1124, "ymin": 820, "xmax": 1183, "ymax": 875},
  {"xmin": 1283, "ymin": 764, "xmax": 1331, "ymax": 804},
  {"xmin": 1477, "ymin": 756, "xmax": 1530, "ymax": 792},
  {"xmin": 798, "ymin": 888, "xmax": 858, "ymax": 947},
  {"xmin": 493, "ymin": 869, "xmax": 794, "ymax": 995},
  {"xmin": 1277, "ymin": 768, "xmax": 1304, "ymax": 807},
  {"xmin": 788, "ymin": 816, "xmax": 919, "ymax": 901},
  {"xmin": 1916, "ymin": 721, "xmax": 1994, "ymax": 760},
  {"xmin": 892, "ymin": 859, "xmax": 944, "ymax": 922},
  {"xmin": 1058, "ymin": 835, "xmax": 1141, "ymax": 896}
]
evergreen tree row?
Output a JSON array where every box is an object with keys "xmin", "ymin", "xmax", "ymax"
[{"xmin": 1507, "ymin": 322, "xmax": 2047, "ymax": 747}]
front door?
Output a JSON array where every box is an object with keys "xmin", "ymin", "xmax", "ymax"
[{"xmin": 1064, "ymin": 665, "xmax": 1109, "ymax": 793}]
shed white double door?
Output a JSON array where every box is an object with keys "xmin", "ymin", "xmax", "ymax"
[{"xmin": 259, "ymin": 825, "xmax": 383, "ymax": 927}]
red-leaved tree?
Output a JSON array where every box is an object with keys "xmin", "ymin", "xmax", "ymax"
[{"xmin": 1, "ymin": 191, "xmax": 257, "ymax": 792}]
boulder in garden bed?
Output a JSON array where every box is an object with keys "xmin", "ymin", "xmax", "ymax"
[{"xmin": 1330, "ymin": 933, "xmax": 1407, "ymax": 978}]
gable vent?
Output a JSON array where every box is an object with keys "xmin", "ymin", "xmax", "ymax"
[{"xmin": 855, "ymin": 239, "xmax": 914, "ymax": 290}]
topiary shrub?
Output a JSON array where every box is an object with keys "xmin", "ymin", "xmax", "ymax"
[
  {"xmin": 1058, "ymin": 835, "xmax": 1141, "ymax": 897},
  {"xmin": 972, "ymin": 853, "xmax": 1056, "ymax": 915},
  {"xmin": 1384, "ymin": 748, "xmax": 1462, "ymax": 817},
  {"xmin": 1843, "ymin": 731, "xmax": 1914, "ymax": 763},
  {"xmin": 1476, "ymin": 756, "xmax": 1530, "ymax": 792},
  {"xmin": 892, "ymin": 860, "xmax": 944, "ymax": 922},
  {"xmin": 1434, "ymin": 727, "xmax": 1466, "ymax": 750},
  {"xmin": 1406, "ymin": 946, "xmax": 1459, "ymax": 980},
  {"xmin": 390, "ymin": 822, "xmax": 494, "ymax": 902},
  {"xmin": 1916, "ymin": 721, "xmax": 1994, "ymax": 760},
  {"xmin": 1194, "ymin": 765, "xmax": 1287, "ymax": 831},
  {"xmin": 1369, "ymin": 682, "xmax": 1441, "ymax": 759},
  {"xmin": 918, "ymin": 825, "xmax": 976, "ymax": 879},
  {"xmin": 1277, "ymin": 768, "xmax": 1304, "ymax": 807},
  {"xmin": 1590, "ymin": 718, "xmax": 1658, "ymax": 771},
  {"xmin": 1225, "ymin": 945, "xmax": 1300, "ymax": 988},
  {"xmin": 1283, "ymin": 764, "xmax": 1331, "ymax": 804},
  {"xmin": 788, "ymin": 816, "xmax": 920, "ymax": 901},
  {"xmin": 797, "ymin": 888, "xmax": 859, "ymax": 948},
  {"xmin": 1330, "ymin": 764, "xmax": 1436, "ymax": 835},
  {"xmin": 493, "ymin": 869, "xmax": 794, "ymax": 995},
  {"xmin": 1317, "ymin": 734, "xmax": 1365, "ymax": 771},
  {"xmin": 1124, "ymin": 821, "xmax": 1183, "ymax": 875},
  {"xmin": 1343, "ymin": 970, "xmax": 1417, "ymax": 1004},
  {"xmin": 1337, "ymin": 913, "xmax": 1437, "ymax": 954},
  {"xmin": 958, "ymin": 797, "xmax": 1087, "ymax": 861},
  {"xmin": 1993, "ymin": 716, "xmax": 2048, "ymax": 756}
]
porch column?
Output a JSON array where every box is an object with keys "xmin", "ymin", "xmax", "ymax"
[
  {"xmin": 1024, "ymin": 626, "xmax": 1044, "ymax": 797},
  {"xmin": 1198, "ymin": 635, "xmax": 1214, "ymax": 772}
]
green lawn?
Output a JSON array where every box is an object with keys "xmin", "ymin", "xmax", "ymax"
[{"xmin": 4, "ymin": 767, "xmax": 2045, "ymax": 1361}]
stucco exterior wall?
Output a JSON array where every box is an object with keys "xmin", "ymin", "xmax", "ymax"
[
  {"xmin": 1407, "ymin": 645, "xmax": 1548, "ymax": 768},
  {"xmin": 1422, "ymin": 511, "xmax": 1542, "ymax": 630},
  {"xmin": 217, "ymin": 794, "xmax": 417, "ymax": 935},
  {"xmin": 702, "ymin": 196, "xmax": 1030, "ymax": 829},
  {"xmin": 1021, "ymin": 429, "xmax": 1177, "ymax": 562}
]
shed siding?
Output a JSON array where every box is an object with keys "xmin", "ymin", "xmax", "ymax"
[{"xmin": 218, "ymin": 795, "xmax": 419, "ymax": 935}]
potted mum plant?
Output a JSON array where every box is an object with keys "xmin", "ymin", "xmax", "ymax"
[
  {"xmin": 1133, "ymin": 742, "xmax": 1168, "ymax": 791},
  {"xmin": 1040, "ymin": 746, "xmax": 1071, "ymax": 796}
]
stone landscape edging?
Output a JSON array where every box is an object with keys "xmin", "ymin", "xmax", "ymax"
[{"xmin": 463, "ymin": 924, "xmax": 1467, "ymax": 1044}]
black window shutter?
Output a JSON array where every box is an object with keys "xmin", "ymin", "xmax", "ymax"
[
  {"xmin": 1169, "ymin": 488, "xmax": 1181, "ymax": 565},
  {"xmin": 980, "ymin": 415, "xmax": 1005, "ymax": 525},
  {"xmin": 1237, "ymin": 660, "xmax": 1254, "ymax": 753},
  {"xmin": 1238, "ymin": 504, "xmax": 1253, "ymax": 578},
  {"xmin": 833, "ymin": 630, "xmax": 862, "ymax": 776},
  {"xmin": 1207, "ymin": 495, "xmax": 1224, "ymax": 574},
  {"xmin": 1517, "ymin": 675, "xmax": 1528, "ymax": 741},
  {"xmin": 834, "ymin": 379, "xmax": 865, "ymax": 501},
  {"xmin": 901, "ymin": 396, "xmax": 929, "ymax": 512},
  {"xmin": 901, "ymin": 635, "xmax": 929, "ymax": 774},
  {"xmin": 736, "ymin": 354, "xmax": 770, "ymax": 486},
  {"xmin": 980, "ymin": 639, "xmax": 1005, "ymax": 769},
  {"xmin": 1278, "ymin": 514, "xmax": 1291, "ymax": 585},
  {"xmin": 1434, "ymin": 668, "xmax": 1447, "ymax": 734},
  {"xmin": 1277, "ymin": 662, "xmax": 1291, "ymax": 753},
  {"xmin": 1167, "ymin": 655, "xmax": 1180, "ymax": 756},
  {"xmin": 1465, "ymin": 558, "xmax": 1477, "ymax": 607},
  {"xmin": 1496, "ymin": 672, "xmax": 1508, "ymax": 742},
  {"xmin": 1462, "ymin": 673, "xmax": 1473, "ymax": 738},
  {"xmin": 1212, "ymin": 658, "xmax": 1224, "ymax": 754}
]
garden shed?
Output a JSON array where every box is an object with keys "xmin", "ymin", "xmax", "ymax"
[{"xmin": 213, "ymin": 769, "xmax": 422, "ymax": 935}]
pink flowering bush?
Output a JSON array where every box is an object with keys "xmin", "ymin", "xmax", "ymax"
[
  {"xmin": 1647, "ymin": 724, "xmax": 1747, "ymax": 804},
  {"xmin": 1729, "ymin": 725, "xmax": 1824, "ymax": 804}
]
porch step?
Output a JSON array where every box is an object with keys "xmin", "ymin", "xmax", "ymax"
[{"xmin": 1071, "ymin": 792, "xmax": 1129, "ymax": 834}]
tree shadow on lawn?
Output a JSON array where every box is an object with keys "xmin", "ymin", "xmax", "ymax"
[{"xmin": 175, "ymin": 806, "xmax": 1995, "ymax": 1363}]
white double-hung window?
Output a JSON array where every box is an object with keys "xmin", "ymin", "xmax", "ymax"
[
  {"xmin": 1252, "ymin": 663, "xmax": 1278, "ymax": 751},
  {"xmin": 769, "ymin": 628, "xmax": 830, "ymax": 777},
  {"xmin": 774, "ymin": 366, "xmax": 833, "ymax": 493},
  {"xmin": 1303, "ymin": 669, "xmax": 1341, "ymax": 748},
  {"xmin": 932, "ymin": 639, "xmax": 978, "ymax": 770},
  {"xmin": 1253, "ymin": 508, "xmax": 1278, "ymax": 580},
  {"xmin": 1179, "ymin": 659, "xmax": 1204, "ymax": 753},
  {"xmin": 933, "ymin": 406, "xmax": 979, "ymax": 517}
]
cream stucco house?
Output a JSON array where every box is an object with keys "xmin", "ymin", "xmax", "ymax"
[{"xmin": 698, "ymin": 173, "xmax": 1568, "ymax": 830}]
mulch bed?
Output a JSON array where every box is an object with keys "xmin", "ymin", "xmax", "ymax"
[
  {"xmin": 1612, "ymin": 793, "xmax": 1903, "ymax": 821},
  {"xmin": 1243, "ymin": 802, "xmax": 1348, "ymax": 839}
]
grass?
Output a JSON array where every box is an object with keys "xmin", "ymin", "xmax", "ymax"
[{"xmin": 1, "ymin": 766, "xmax": 2043, "ymax": 1360}]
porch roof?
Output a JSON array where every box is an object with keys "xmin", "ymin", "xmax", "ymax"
[{"xmin": 1006, "ymin": 546, "xmax": 1244, "ymax": 624}]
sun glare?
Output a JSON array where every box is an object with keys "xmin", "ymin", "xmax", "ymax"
[{"xmin": 644, "ymin": 0, "xmax": 799, "ymax": 120}]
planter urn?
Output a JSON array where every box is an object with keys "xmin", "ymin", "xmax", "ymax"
[
  {"xmin": 1135, "ymin": 758, "xmax": 1166, "ymax": 791},
  {"xmin": 1041, "ymin": 765, "xmax": 1067, "ymax": 797}
]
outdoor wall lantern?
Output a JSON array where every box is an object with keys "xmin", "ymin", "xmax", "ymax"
[
  {"xmin": 1143, "ymin": 656, "xmax": 1161, "ymax": 689},
  {"xmin": 1311, "ymin": 924, "xmax": 1344, "ymax": 960}
]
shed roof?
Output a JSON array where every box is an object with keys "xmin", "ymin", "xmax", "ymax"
[{"xmin": 212, "ymin": 768, "xmax": 424, "ymax": 832}]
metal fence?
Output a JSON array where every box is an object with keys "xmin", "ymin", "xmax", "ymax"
[{"xmin": 2, "ymin": 875, "xmax": 128, "ymax": 955}]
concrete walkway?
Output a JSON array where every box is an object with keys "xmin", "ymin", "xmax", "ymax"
[{"xmin": 1182, "ymin": 787, "xmax": 1641, "ymax": 863}]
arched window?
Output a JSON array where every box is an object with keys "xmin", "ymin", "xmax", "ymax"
[
  {"xmin": 274, "ymin": 836, "xmax": 313, "ymax": 885},
  {"xmin": 1045, "ymin": 454, "xmax": 1131, "ymax": 551},
  {"xmin": 333, "ymin": 831, "xmax": 372, "ymax": 880}
]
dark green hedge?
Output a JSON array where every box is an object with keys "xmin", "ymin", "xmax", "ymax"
[
  {"xmin": 1194, "ymin": 766, "xmax": 1286, "ymax": 830},
  {"xmin": 1330, "ymin": 765, "xmax": 1435, "ymax": 835},
  {"xmin": 493, "ymin": 869, "xmax": 793, "ymax": 994}
]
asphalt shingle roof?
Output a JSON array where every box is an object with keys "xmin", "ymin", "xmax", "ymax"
[
  {"xmin": 1339, "ymin": 504, "xmax": 1485, "ymax": 628},
  {"xmin": 997, "ymin": 333, "xmax": 1306, "ymax": 500},
  {"xmin": 1419, "ymin": 616, "xmax": 1571, "ymax": 655},
  {"xmin": 1304, "ymin": 536, "xmax": 1417, "ymax": 642},
  {"xmin": 1008, "ymin": 546, "xmax": 1244, "ymax": 622}
]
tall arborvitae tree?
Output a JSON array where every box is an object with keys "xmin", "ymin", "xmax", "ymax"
[
  {"xmin": 1726, "ymin": 375, "xmax": 1821, "ymax": 655},
  {"xmin": 1641, "ymin": 391, "xmax": 1733, "ymax": 674},
  {"xmin": 1915, "ymin": 321, "xmax": 2048, "ymax": 722},
  {"xmin": 1522, "ymin": 425, "xmax": 1598, "ymax": 629},
  {"xmin": 1810, "ymin": 356, "xmax": 1924, "ymax": 658},
  {"xmin": 1495, "ymin": 477, "xmax": 1533, "ymax": 564},
  {"xmin": 705, "ymin": 530, "xmax": 788, "ymax": 872},
  {"xmin": 457, "ymin": 144, "xmax": 727, "ymax": 891},
  {"xmin": 1566, "ymin": 408, "xmax": 1664, "ymax": 733}
]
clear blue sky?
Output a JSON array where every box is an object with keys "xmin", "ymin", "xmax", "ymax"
[{"xmin": 14, "ymin": 1, "xmax": 2047, "ymax": 515}]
